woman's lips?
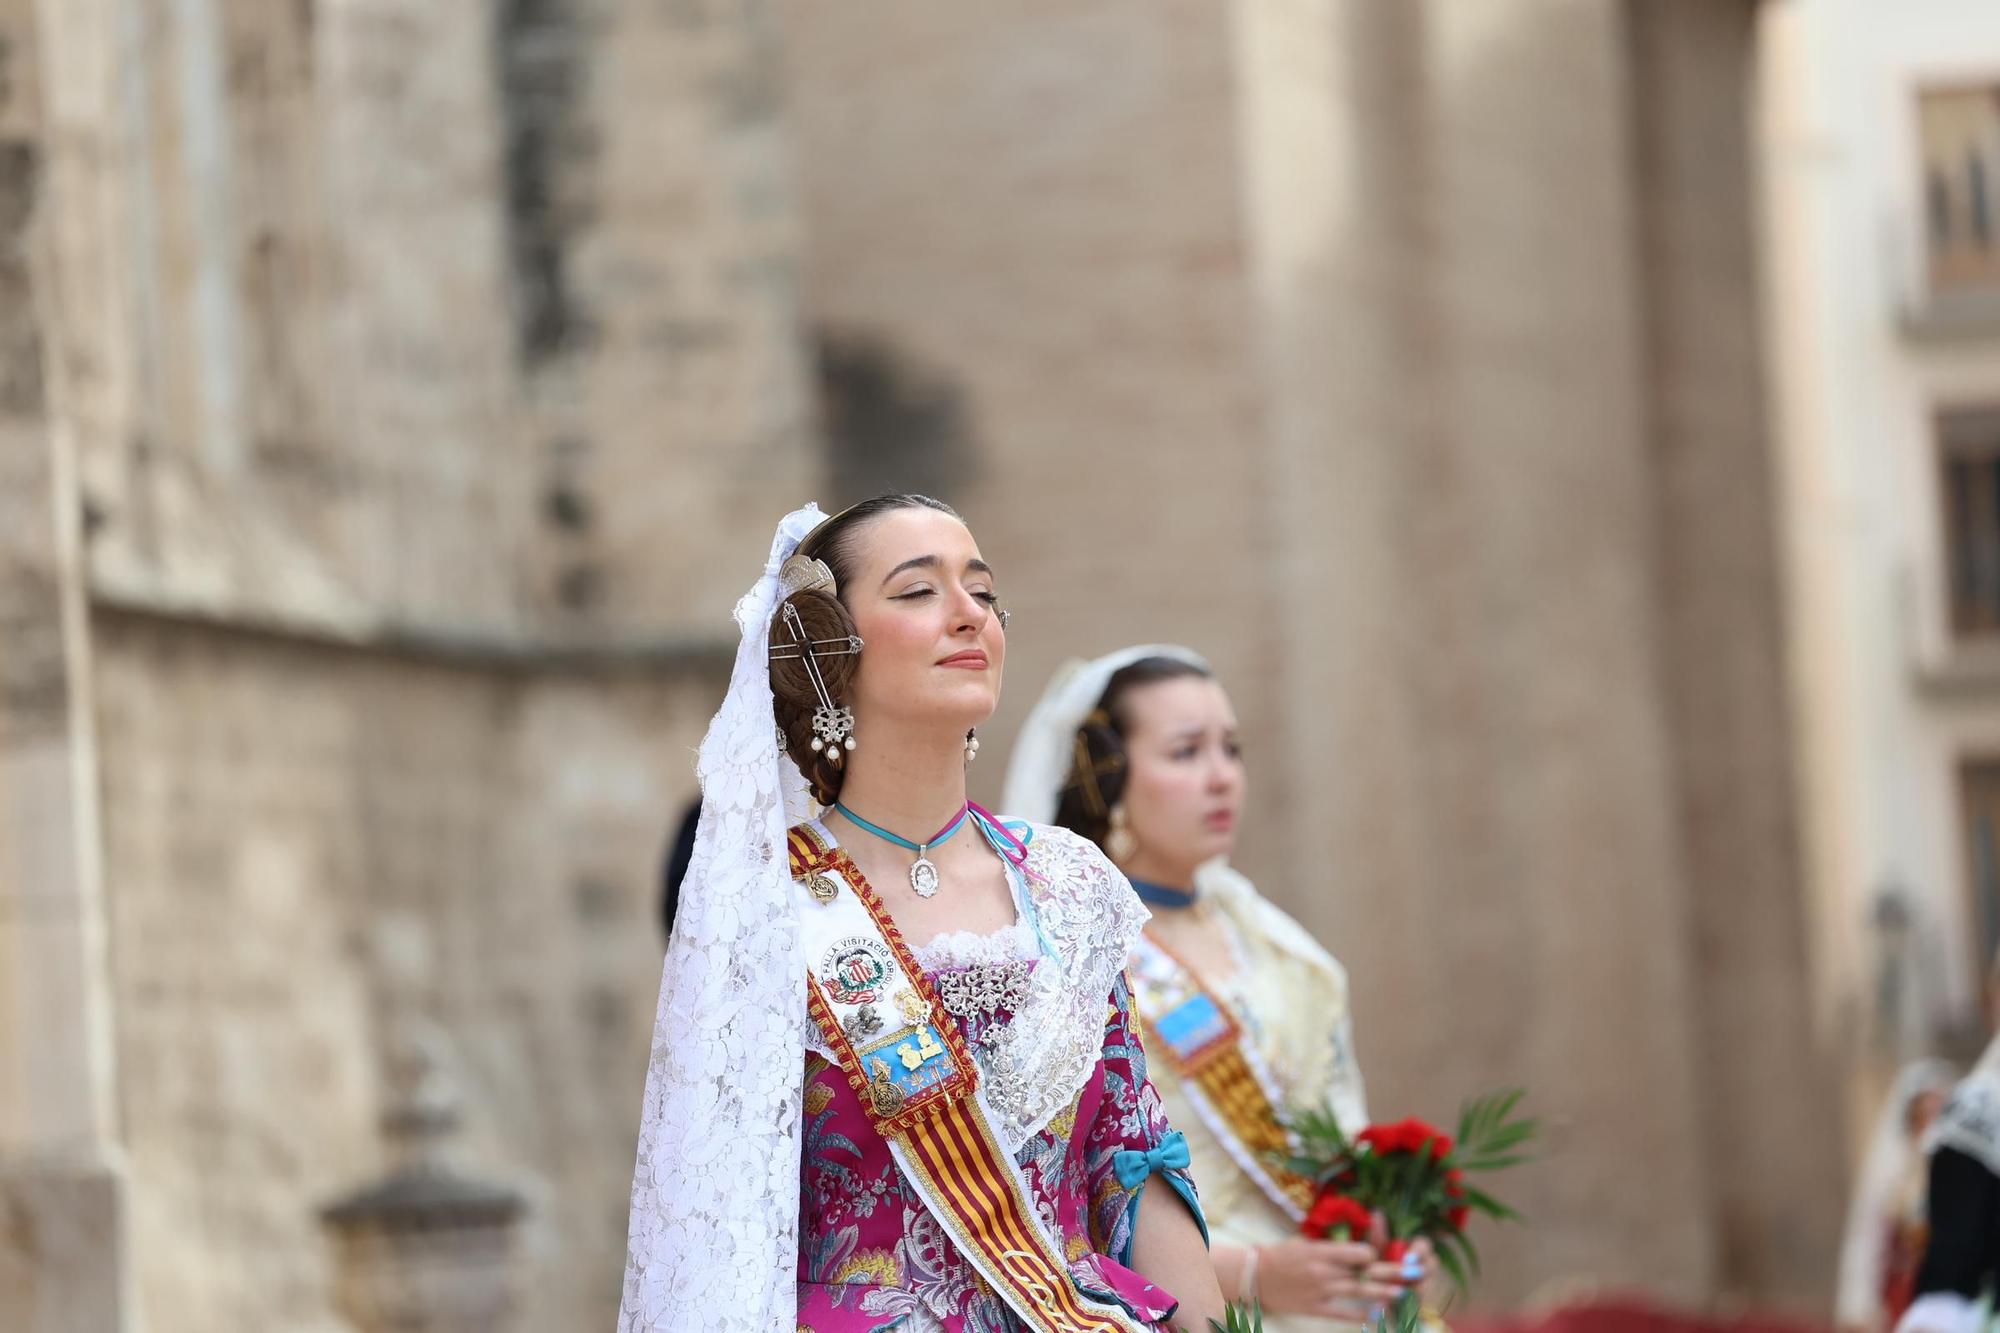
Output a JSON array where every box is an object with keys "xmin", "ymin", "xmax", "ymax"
[
  {"xmin": 938, "ymin": 652, "xmax": 989, "ymax": 669},
  {"xmin": 1204, "ymin": 809, "xmax": 1237, "ymax": 831}
]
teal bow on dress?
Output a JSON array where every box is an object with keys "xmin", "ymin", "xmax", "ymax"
[{"xmin": 1113, "ymin": 1130, "xmax": 1191, "ymax": 1189}]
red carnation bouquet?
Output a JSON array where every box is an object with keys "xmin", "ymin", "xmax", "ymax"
[{"xmin": 1284, "ymin": 1089, "xmax": 1538, "ymax": 1295}]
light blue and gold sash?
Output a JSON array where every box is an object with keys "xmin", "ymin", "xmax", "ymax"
[{"xmin": 1128, "ymin": 933, "xmax": 1317, "ymax": 1222}]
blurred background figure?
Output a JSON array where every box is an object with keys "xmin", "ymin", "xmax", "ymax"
[
  {"xmin": 1005, "ymin": 647, "xmax": 1412, "ymax": 1327},
  {"xmin": 1896, "ymin": 1040, "xmax": 2000, "ymax": 1333},
  {"xmin": 2, "ymin": 0, "xmax": 1999, "ymax": 1329},
  {"xmin": 1836, "ymin": 1061, "xmax": 1957, "ymax": 1333}
]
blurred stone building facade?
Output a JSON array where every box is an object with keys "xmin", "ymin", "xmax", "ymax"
[
  {"xmin": 1762, "ymin": 0, "xmax": 2000, "ymax": 1126},
  {"xmin": 2, "ymin": 1, "xmax": 809, "ymax": 1328},
  {"xmin": 0, "ymin": 1, "xmax": 1840, "ymax": 1330}
]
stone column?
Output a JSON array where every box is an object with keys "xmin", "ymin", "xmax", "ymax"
[
  {"xmin": 1240, "ymin": 0, "xmax": 1720, "ymax": 1303},
  {"xmin": 1625, "ymin": 0, "xmax": 1843, "ymax": 1306},
  {"xmin": 0, "ymin": 1, "xmax": 127, "ymax": 1328}
]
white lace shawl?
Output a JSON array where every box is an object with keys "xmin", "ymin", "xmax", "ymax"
[
  {"xmin": 989, "ymin": 824, "xmax": 1149, "ymax": 1145},
  {"xmin": 802, "ymin": 818, "xmax": 1150, "ymax": 1153},
  {"xmin": 1195, "ymin": 859, "xmax": 1370, "ymax": 1137},
  {"xmin": 619, "ymin": 504, "xmax": 825, "ymax": 1333}
]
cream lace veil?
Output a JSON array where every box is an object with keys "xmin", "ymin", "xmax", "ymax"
[{"xmin": 998, "ymin": 644, "xmax": 1210, "ymax": 825}]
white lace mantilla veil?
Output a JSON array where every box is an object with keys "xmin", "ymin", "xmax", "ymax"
[
  {"xmin": 620, "ymin": 503, "xmax": 827, "ymax": 1333},
  {"xmin": 999, "ymin": 644, "xmax": 1210, "ymax": 825}
]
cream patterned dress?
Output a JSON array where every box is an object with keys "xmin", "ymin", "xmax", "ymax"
[{"xmin": 1145, "ymin": 862, "xmax": 1369, "ymax": 1333}]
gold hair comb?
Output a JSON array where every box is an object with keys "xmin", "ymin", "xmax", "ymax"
[{"xmin": 778, "ymin": 554, "xmax": 836, "ymax": 600}]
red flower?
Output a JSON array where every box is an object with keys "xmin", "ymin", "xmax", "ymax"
[
  {"xmin": 1302, "ymin": 1190, "xmax": 1374, "ymax": 1240},
  {"xmin": 1448, "ymin": 1204, "xmax": 1471, "ymax": 1230},
  {"xmin": 1444, "ymin": 1169, "xmax": 1465, "ymax": 1200},
  {"xmin": 1355, "ymin": 1122, "xmax": 1398, "ymax": 1154},
  {"xmin": 1358, "ymin": 1116, "xmax": 1450, "ymax": 1158},
  {"xmin": 1357, "ymin": 1121, "xmax": 1410, "ymax": 1155}
]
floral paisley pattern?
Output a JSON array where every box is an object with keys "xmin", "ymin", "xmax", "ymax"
[{"xmin": 797, "ymin": 964, "xmax": 1193, "ymax": 1331}]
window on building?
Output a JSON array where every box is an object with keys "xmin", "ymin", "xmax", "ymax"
[
  {"xmin": 1921, "ymin": 85, "xmax": 2000, "ymax": 294},
  {"xmin": 1963, "ymin": 758, "xmax": 2000, "ymax": 978},
  {"xmin": 1942, "ymin": 407, "xmax": 2000, "ymax": 638}
]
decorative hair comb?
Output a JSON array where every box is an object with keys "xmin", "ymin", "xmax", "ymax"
[
  {"xmin": 778, "ymin": 554, "xmax": 836, "ymax": 600},
  {"xmin": 769, "ymin": 633, "xmax": 864, "ymax": 661},
  {"xmin": 769, "ymin": 601, "xmax": 858, "ymax": 762}
]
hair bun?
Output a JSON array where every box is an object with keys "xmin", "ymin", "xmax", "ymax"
[{"xmin": 770, "ymin": 588, "xmax": 860, "ymax": 806}]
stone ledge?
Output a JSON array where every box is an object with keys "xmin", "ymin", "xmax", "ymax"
[{"xmin": 89, "ymin": 587, "xmax": 735, "ymax": 677}]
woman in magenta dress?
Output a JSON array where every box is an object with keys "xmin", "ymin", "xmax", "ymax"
[{"xmin": 620, "ymin": 496, "xmax": 1222, "ymax": 1333}]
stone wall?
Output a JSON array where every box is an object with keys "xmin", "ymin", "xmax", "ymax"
[
  {"xmin": 66, "ymin": 0, "xmax": 813, "ymax": 640},
  {"xmin": 6, "ymin": 0, "xmax": 814, "ymax": 1328},
  {"xmin": 0, "ymin": 0, "xmax": 127, "ymax": 1327},
  {"xmin": 93, "ymin": 612, "xmax": 720, "ymax": 1331},
  {"xmin": 1625, "ymin": 0, "xmax": 1841, "ymax": 1300},
  {"xmin": 774, "ymin": 0, "xmax": 1281, "ymax": 821}
]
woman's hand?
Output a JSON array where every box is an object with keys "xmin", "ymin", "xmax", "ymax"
[
  {"xmin": 1393, "ymin": 1236, "xmax": 1435, "ymax": 1294},
  {"xmin": 1364, "ymin": 1213, "xmax": 1435, "ymax": 1303},
  {"xmin": 1255, "ymin": 1238, "xmax": 1410, "ymax": 1320}
]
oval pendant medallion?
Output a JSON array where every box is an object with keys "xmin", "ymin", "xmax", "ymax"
[{"xmin": 910, "ymin": 857, "xmax": 941, "ymax": 898}]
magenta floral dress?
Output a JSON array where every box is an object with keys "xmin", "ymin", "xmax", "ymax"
[{"xmin": 793, "ymin": 820, "xmax": 1205, "ymax": 1332}]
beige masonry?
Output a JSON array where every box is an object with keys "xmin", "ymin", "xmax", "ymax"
[{"xmin": 4, "ymin": 0, "xmax": 812, "ymax": 1329}]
